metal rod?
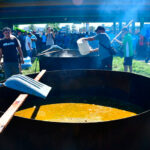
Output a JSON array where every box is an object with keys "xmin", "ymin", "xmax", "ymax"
[{"xmin": 111, "ymin": 20, "xmax": 134, "ymax": 44}]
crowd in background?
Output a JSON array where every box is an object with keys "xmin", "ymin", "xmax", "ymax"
[
  {"xmin": 0, "ymin": 25, "xmax": 150, "ymax": 79},
  {"xmin": 0, "ymin": 27, "xmax": 150, "ymax": 60}
]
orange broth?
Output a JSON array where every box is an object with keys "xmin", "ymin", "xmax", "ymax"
[{"xmin": 15, "ymin": 103, "xmax": 137, "ymax": 123}]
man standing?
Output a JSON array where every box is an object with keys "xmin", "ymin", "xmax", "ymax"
[
  {"xmin": 83, "ymin": 26, "xmax": 113, "ymax": 71},
  {"xmin": 17, "ymin": 31, "xmax": 26, "ymax": 56},
  {"xmin": 145, "ymin": 33, "xmax": 150, "ymax": 63},
  {"xmin": 41, "ymin": 32, "xmax": 46, "ymax": 51},
  {"xmin": 0, "ymin": 27, "xmax": 24, "ymax": 79},
  {"xmin": 46, "ymin": 27, "xmax": 55, "ymax": 49},
  {"xmin": 25, "ymin": 32, "xmax": 32, "ymax": 57},
  {"xmin": 115, "ymin": 27, "xmax": 134, "ymax": 72},
  {"xmin": 31, "ymin": 31, "xmax": 37, "ymax": 57}
]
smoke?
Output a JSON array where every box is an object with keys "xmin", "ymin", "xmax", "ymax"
[
  {"xmin": 60, "ymin": 51, "xmax": 73, "ymax": 57},
  {"xmin": 97, "ymin": 0, "xmax": 147, "ymax": 22},
  {"xmin": 121, "ymin": 0, "xmax": 147, "ymax": 22},
  {"xmin": 72, "ymin": 0, "xmax": 84, "ymax": 6}
]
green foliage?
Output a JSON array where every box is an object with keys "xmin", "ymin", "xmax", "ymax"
[
  {"xmin": 13, "ymin": 26, "xmax": 26, "ymax": 32},
  {"xmin": 23, "ymin": 57, "xmax": 150, "ymax": 78},
  {"xmin": 64, "ymin": 25, "xmax": 71, "ymax": 33},
  {"xmin": 28, "ymin": 24, "xmax": 36, "ymax": 31},
  {"xmin": 22, "ymin": 58, "xmax": 40, "ymax": 75},
  {"xmin": 72, "ymin": 24, "xmax": 77, "ymax": 33},
  {"xmin": 89, "ymin": 26, "xmax": 95, "ymax": 33},
  {"xmin": 113, "ymin": 57, "xmax": 150, "ymax": 77},
  {"xmin": 13, "ymin": 25, "xmax": 19, "ymax": 28},
  {"xmin": 0, "ymin": 58, "xmax": 40, "ymax": 81},
  {"xmin": 132, "ymin": 59, "xmax": 150, "ymax": 77},
  {"xmin": 113, "ymin": 57, "xmax": 124, "ymax": 71},
  {"xmin": 46, "ymin": 23, "xmax": 60, "ymax": 31}
]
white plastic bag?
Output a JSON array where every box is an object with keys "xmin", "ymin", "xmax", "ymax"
[
  {"xmin": 77, "ymin": 38, "xmax": 91, "ymax": 55},
  {"xmin": 21, "ymin": 57, "xmax": 32, "ymax": 69}
]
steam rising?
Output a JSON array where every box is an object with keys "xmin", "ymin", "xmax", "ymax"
[
  {"xmin": 60, "ymin": 51, "xmax": 73, "ymax": 57},
  {"xmin": 72, "ymin": 0, "xmax": 83, "ymax": 6},
  {"xmin": 97, "ymin": 0, "xmax": 147, "ymax": 21}
]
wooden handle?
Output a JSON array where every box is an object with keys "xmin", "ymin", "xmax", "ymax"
[
  {"xmin": 111, "ymin": 20, "xmax": 134, "ymax": 44},
  {"xmin": 0, "ymin": 70, "xmax": 46, "ymax": 133}
]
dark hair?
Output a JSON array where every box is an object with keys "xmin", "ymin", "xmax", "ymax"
[
  {"xmin": 47, "ymin": 27, "xmax": 51, "ymax": 30},
  {"xmin": 27, "ymin": 32, "xmax": 32, "ymax": 35},
  {"xmin": 95, "ymin": 26, "xmax": 105, "ymax": 32},
  {"xmin": 2, "ymin": 27, "xmax": 11, "ymax": 33}
]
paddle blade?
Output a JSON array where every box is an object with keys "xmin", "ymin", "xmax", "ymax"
[{"xmin": 4, "ymin": 74, "xmax": 51, "ymax": 99}]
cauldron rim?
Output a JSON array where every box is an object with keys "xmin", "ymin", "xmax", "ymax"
[{"xmin": 41, "ymin": 55, "xmax": 98, "ymax": 58}]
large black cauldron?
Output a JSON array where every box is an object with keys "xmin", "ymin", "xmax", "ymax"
[
  {"xmin": 39, "ymin": 50, "xmax": 101, "ymax": 71},
  {"xmin": 0, "ymin": 70, "xmax": 150, "ymax": 150}
]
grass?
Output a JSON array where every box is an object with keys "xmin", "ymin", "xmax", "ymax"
[
  {"xmin": 113, "ymin": 57, "xmax": 150, "ymax": 78},
  {"xmin": 22, "ymin": 57, "xmax": 40, "ymax": 75},
  {"xmin": 1, "ymin": 56, "xmax": 150, "ymax": 81},
  {"xmin": 24, "ymin": 56, "xmax": 150, "ymax": 78},
  {"xmin": 0, "ymin": 58, "xmax": 40, "ymax": 81}
]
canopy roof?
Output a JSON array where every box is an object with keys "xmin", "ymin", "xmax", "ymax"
[{"xmin": 0, "ymin": 0, "xmax": 150, "ymax": 24}]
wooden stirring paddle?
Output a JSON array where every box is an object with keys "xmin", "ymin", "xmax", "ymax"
[{"xmin": 0, "ymin": 70, "xmax": 47, "ymax": 133}]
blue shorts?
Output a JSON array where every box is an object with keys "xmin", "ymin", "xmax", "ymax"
[
  {"xmin": 101, "ymin": 56, "xmax": 113, "ymax": 71},
  {"xmin": 26, "ymin": 50, "xmax": 32, "ymax": 58},
  {"xmin": 124, "ymin": 57, "xmax": 133, "ymax": 66},
  {"xmin": 4, "ymin": 62, "xmax": 20, "ymax": 79}
]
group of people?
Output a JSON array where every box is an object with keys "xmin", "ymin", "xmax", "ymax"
[
  {"xmin": 0, "ymin": 27, "xmax": 56, "ymax": 79},
  {"xmin": 84, "ymin": 26, "xmax": 134, "ymax": 72},
  {"xmin": 0, "ymin": 25, "xmax": 134, "ymax": 79},
  {"xmin": 15, "ymin": 27, "xmax": 55, "ymax": 58}
]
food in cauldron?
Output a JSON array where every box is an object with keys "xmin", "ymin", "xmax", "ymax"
[
  {"xmin": 0, "ymin": 70, "xmax": 149, "ymax": 150},
  {"xmin": 15, "ymin": 103, "xmax": 137, "ymax": 123}
]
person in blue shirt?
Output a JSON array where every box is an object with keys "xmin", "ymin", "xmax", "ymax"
[
  {"xmin": 31, "ymin": 31, "xmax": 37, "ymax": 57},
  {"xmin": 83, "ymin": 26, "xmax": 113, "ymax": 71},
  {"xmin": 145, "ymin": 35, "xmax": 150, "ymax": 63},
  {"xmin": 41, "ymin": 32, "xmax": 47, "ymax": 50}
]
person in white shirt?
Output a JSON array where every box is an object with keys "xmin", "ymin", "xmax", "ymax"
[
  {"xmin": 25, "ymin": 33, "xmax": 32, "ymax": 57},
  {"xmin": 46, "ymin": 27, "xmax": 55, "ymax": 49}
]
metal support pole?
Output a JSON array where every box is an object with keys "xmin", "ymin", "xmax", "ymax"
[
  {"xmin": 140, "ymin": 18, "xmax": 144, "ymax": 31},
  {"xmin": 113, "ymin": 22, "xmax": 116, "ymax": 34},
  {"xmin": 132, "ymin": 21, "xmax": 135, "ymax": 34},
  {"xmin": 119, "ymin": 22, "xmax": 122, "ymax": 32}
]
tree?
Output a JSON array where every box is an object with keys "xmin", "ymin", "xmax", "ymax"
[
  {"xmin": 13, "ymin": 24, "xmax": 19, "ymax": 29},
  {"xmin": 45, "ymin": 23, "xmax": 60, "ymax": 32},
  {"xmin": 72, "ymin": 24, "xmax": 77, "ymax": 33},
  {"xmin": 65, "ymin": 25, "xmax": 71, "ymax": 33},
  {"xmin": 89, "ymin": 26, "xmax": 95, "ymax": 33},
  {"xmin": 28, "ymin": 24, "xmax": 36, "ymax": 31},
  {"xmin": 79, "ymin": 27, "xmax": 86, "ymax": 33}
]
